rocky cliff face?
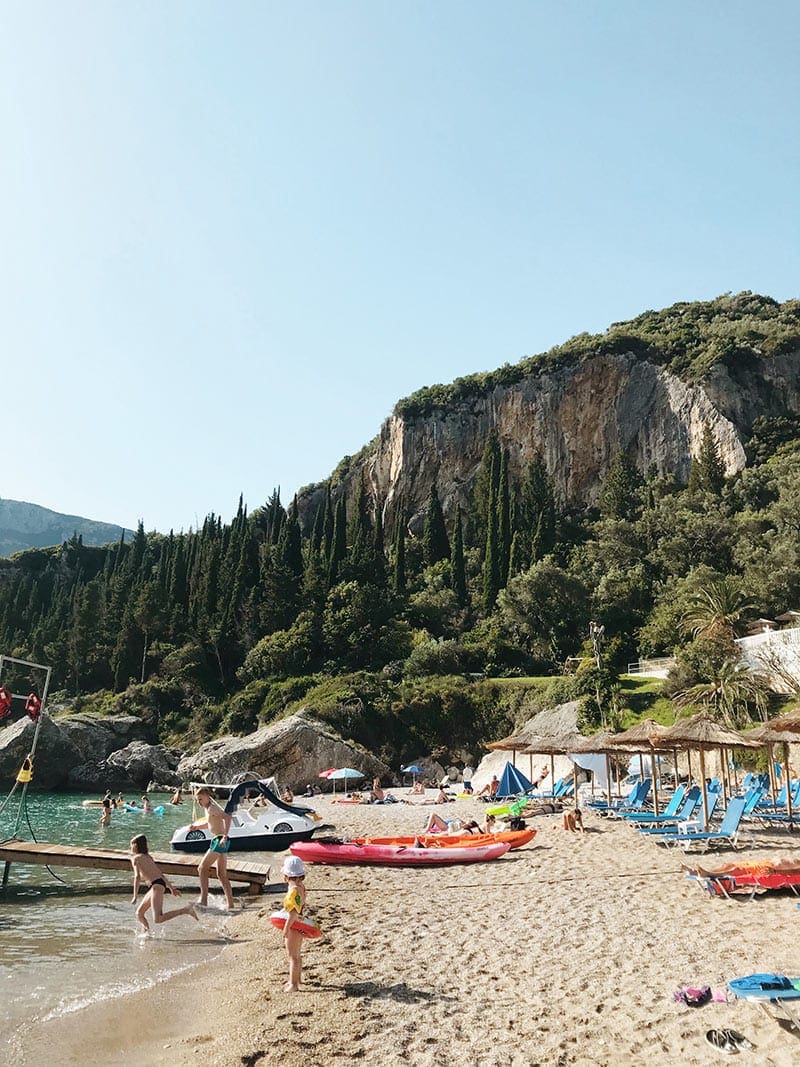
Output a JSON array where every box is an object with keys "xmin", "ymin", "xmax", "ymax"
[{"xmin": 299, "ymin": 349, "xmax": 800, "ymax": 531}]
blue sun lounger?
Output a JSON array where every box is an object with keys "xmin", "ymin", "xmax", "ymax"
[
  {"xmin": 749, "ymin": 780, "xmax": 800, "ymax": 825},
  {"xmin": 637, "ymin": 788, "xmax": 716, "ymax": 835},
  {"xmin": 596, "ymin": 779, "xmax": 652, "ymax": 818},
  {"xmin": 728, "ymin": 973, "xmax": 800, "ymax": 1029},
  {"xmin": 622, "ymin": 784, "xmax": 687, "ymax": 825},
  {"xmin": 656, "ymin": 796, "xmax": 747, "ymax": 851}
]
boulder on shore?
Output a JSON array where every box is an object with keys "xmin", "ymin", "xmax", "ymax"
[
  {"xmin": 177, "ymin": 710, "xmax": 390, "ymax": 792},
  {"xmin": 67, "ymin": 741, "xmax": 183, "ymax": 792},
  {"xmin": 59, "ymin": 714, "xmax": 156, "ymax": 765}
]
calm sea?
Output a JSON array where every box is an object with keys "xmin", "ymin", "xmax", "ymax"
[{"xmin": 0, "ymin": 792, "xmax": 251, "ymax": 1050}]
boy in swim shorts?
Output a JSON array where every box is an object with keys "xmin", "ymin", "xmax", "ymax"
[
  {"xmin": 193, "ymin": 787, "xmax": 235, "ymax": 910},
  {"xmin": 129, "ymin": 834, "xmax": 198, "ymax": 934}
]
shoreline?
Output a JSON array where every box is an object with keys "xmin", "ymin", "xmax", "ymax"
[{"xmin": 11, "ymin": 793, "xmax": 800, "ymax": 1066}]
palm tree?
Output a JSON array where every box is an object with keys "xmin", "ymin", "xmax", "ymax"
[
  {"xmin": 681, "ymin": 576, "xmax": 755, "ymax": 642},
  {"xmin": 673, "ymin": 657, "xmax": 769, "ymax": 728}
]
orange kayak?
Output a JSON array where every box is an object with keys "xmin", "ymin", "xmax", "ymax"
[{"xmin": 353, "ymin": 829, "xmax": 536, "ymax": 850}]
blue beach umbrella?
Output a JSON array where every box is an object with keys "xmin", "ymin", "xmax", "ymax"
[{"xmin": 401, "ymin": 763, "xmax": 424, "ymax": 785}]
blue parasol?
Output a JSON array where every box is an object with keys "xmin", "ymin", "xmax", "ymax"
[{"xmin": 401, "ymin": 764, "xmax": 424, "ymax": 785}]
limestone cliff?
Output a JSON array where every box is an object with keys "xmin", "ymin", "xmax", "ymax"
[{"xmin": 298, "ymin": 295, "xmax": 800, "ymax": 531}]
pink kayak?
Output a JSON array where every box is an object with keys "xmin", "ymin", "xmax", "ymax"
[{"xmin": 290, "ymin": 840, "xmax": 509, "ymax": 866}]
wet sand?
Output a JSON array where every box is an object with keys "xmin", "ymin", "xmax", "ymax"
[{"xmin": 14, "ymin": 791, "xmax": 800, "ymax": 1066}]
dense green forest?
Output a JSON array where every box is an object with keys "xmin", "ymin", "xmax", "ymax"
[{"xmin": 1, "ymin": 293, "xmax": 799, "ymax": 763}]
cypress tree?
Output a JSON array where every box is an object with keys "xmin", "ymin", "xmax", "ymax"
[
  {"xmin": 599, "ymin": 451, "xmax": 643, "ymax": 521},
  {"xmin": 322, "ymin": 486, "xmax": 334, "ymax": 560},
  {"xmin": 392, "ymin": 506, "xmax": 407, "ymax": 596},
  {"xmin": 473, "ymin": 429, "xmax": 501, "ymax": 545},
  {"xmin": 451, "ymin": 504, "xmax": 467, "ymax": 607},
  {"xmin": 508, "ymin": 530, "xmax": 526, "ymax": 577},
  {"xmin": 483, "ymin": 501, "xmax": 500, "ymax": 611},
  {"xmin": 689, "ymin": 423, "xmax": 726, "ymax": 494},
  {"xmin": 328, "ymin": 497, "xmax": 347, "ymax": 585},
  {"xmin": 482, "ymin": 448, "xmax": 501, "ymax": 611},
  {"xmin": 422, "ymin": 484, "xmax": 450, "ymax": 565},
  {"xmin": 497, "ymin": 449, "xmax": 511, "ymax": 585}
]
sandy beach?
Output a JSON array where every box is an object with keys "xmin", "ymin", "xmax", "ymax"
[{"xmin": 12, "ymin": 791, "xmax": 800, "ymax": 1067}]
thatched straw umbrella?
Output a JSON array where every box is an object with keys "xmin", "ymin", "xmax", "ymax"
[
  {"xmin": 486, "ymin": 726, "xmax": 549, "ymax": 778},
  {"xmin": 606, "ymin": 720, "xmax": 673, "ymax": 817},
  {"xmin": 746, "ymin": 711, "xmax": 800, "ymax": 829},
  {"xmin": 520, "ymin": 731, "xmax": 587, "ymax": 805},
  {"xmin": 660, "ymin": 714, "xmax": 759, "ymax": 828}
]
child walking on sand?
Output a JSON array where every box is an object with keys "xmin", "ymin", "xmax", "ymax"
[
  {"xmin": 281, "ymin": 855, "xmax": 310, "ymax": 992},
  {"xmin": 129, "ymin": 834, "xmax": 198, "ymax": 934}
]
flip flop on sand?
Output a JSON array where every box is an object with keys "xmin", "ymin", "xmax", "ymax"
[
  {"xmin": 719, "ymin": 1030, "xmax": 754, "ymax": 1051},
  {"xmin": 705, "ymin": 1029, "xmax": 738, "ymax": 1054}
]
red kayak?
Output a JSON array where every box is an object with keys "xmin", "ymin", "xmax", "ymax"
[
  {"xmin": 290, "ymin": 839, "xmax": 510, "ymax": 867},
  {"xmin": 353, "ymin": 829, "xmax": 536, "ymax": 850}
]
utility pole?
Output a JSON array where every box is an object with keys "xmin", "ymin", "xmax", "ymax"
[{"xmin": 589, "ymin": 621, "xmax": 605, "ymax": 727}]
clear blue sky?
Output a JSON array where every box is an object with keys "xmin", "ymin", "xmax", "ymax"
[{"xmin": 1, "ymin": 2, "xmax": 797, "ymax": 533}]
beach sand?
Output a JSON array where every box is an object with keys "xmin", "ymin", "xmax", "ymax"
[{"xmin": 13, "ymin": 791, "xmax": 800, "ymax": 1066}]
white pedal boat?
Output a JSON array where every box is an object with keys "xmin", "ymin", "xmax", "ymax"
[{"xmin": 170, "ymin": 779, "xmax": 319, "ymax": 853}]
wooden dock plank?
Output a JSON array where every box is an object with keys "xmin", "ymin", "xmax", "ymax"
[{"xmin": 0, "ymin": 839, "xmax": 271, "ymax": 891}]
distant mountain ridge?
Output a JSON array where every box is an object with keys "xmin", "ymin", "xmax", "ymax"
[{"xmin": 0, "ymin": 499, "xmax": 132, "ymax": 557}]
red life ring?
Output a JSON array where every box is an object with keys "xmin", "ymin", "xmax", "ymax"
[
  {"xmin": 25, "ymin": 693, "xmax": 42, "ymax": 721},
  {"xmin": 269, "ymin": 910, "xmax": 322, "ymax": 938},
  {"xmin": 0, "ymin": 686, "xmax": 12, "ymax": 720}
]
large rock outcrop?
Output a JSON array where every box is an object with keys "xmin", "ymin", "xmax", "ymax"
[
  {"xmin": 178, "ymin": 711, "xmax": 390, "ymax": 791},
  {"xmin": 0, "ymin": 715, "xmax": 83, "ymax": 790},
  {"xmin": 59, "ymin": 714, "xmax": 156, "ymax": 765},
  {"xmin": 66, "ymin": 741, "xmax": 183, "ymax": 791},
  {"xmin": 0, "ymin": 714, "xmax": 178, "ymax": 793},
  {"xmin": 297, "ymin": 349, "xmax": 800, "ymax": 533}
]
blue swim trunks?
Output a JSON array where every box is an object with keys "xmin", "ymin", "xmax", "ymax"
[{"xmin": 209, "ymin": 835, "xmax": 231, "ymax": 854}]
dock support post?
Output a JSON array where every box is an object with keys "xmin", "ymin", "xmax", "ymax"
[{"xmin": 1, "ymin": 860, "xmax": 10, "ymax": 890}]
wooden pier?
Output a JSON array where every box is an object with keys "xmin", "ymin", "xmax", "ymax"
[{"xmin": 0, "ymin": 839, "xmax": 271, "ymax": 894}]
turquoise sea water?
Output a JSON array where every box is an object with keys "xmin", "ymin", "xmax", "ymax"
[{"xmin": 0, "ymin": 792, "xmax": 245, "ymax": 1049}]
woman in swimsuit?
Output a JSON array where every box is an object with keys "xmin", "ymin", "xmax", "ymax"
[{"xmin": 129, "ymin": 834, "xmax": 198, "ymax": 934}]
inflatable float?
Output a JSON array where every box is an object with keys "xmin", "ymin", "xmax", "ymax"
[
  {"xmin": 124, "ymin": 803, "xmax": 166, "ymax": 815},
  {"xmin": 354, "ymin": 829, "xmax": 536, "ymax": 850},
  {"xmin": 290, "ymin": 839, "xmax": 509, "ymax": 867},
  {"xmin": 269, "ymin": 909, "xmax": 322, "ymax": 938}
]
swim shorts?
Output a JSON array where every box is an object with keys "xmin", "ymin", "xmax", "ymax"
[{"xmin": 209, "ymin": 835, "xmax": 231, "ymax": 854}]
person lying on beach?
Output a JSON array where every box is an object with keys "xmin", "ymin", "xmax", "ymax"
[
  {"xmin": 408, "ymin": 781, "xmax": 425, "ymax": 795},
  {"xmin": 129, "ymin": 834, "xmax": 198, "ymax": 934},
  {"xmin": 563, "ymin": 808, "xmax": 584, "ymax": 833},
  {"xmin": 193, "ymin": 787, "xmax": 235, "ymax": 910}
]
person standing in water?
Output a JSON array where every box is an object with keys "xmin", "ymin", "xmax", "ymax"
[
  {"xmin": 99, "ymin": 798, "xmax": 112, "ymax": 826},
  {"xmin": 129, "ymin": 835, "xmax": 198, "ymax": 934},
  {"xmin": 192, "ymin": 787, "xmax": 235, "ymax": 910}
]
